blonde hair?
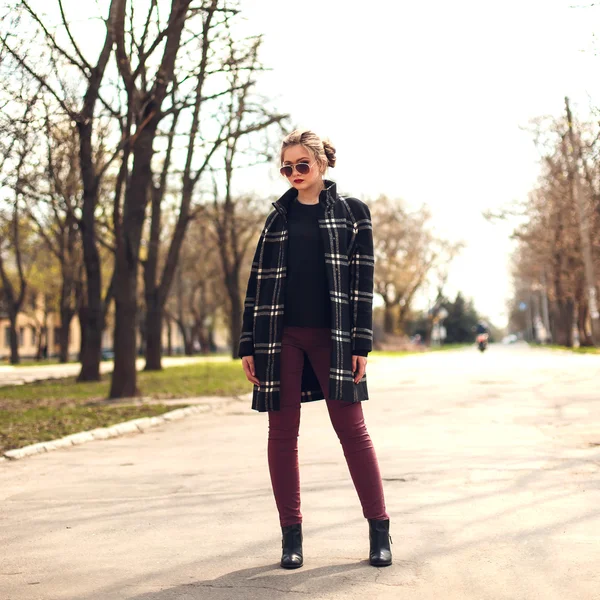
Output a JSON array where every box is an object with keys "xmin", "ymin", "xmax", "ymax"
[{"xmin": 280, "ymin": 129, "xmax": 336, "ymax": 173}]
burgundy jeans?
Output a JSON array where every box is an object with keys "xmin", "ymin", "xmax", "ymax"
[{"xmin": 268, "ymin": 326, "xmax": 389, "ymax": 527}]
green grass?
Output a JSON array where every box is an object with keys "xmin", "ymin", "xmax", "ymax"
[
  {"xmin": 0, "ymin": 404, "xmax": 188, "ymax": 453},
  {"xmin": 9, "ymin": 359, "xmax": 79, "ymax": 367},
  {"xmin": 0, "ymin": 360, "xmax": 250, "ymax": 454},
  {"xmin": 540, "ymin": 344, "xmax": 600, "ymax": 354},
  {"xmin": 0, "ymin": 361, "xmax": 249, "ymax": 407},
  {"xmin": 371, "ymin": 343, "xmax": 471, "ymax": 357}
]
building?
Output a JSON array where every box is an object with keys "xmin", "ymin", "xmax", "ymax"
[
  {"xmin": 0, "ymin": 296, "xmax": 81, "ymax": 361},
  {"xmin": 0, "ymin": 291, "xmax": 192, "ymax": 361}
]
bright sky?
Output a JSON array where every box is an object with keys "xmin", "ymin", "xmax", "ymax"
[{"xmin": 236, "ymin": 0, "xmax": 600, "ymax": 327}]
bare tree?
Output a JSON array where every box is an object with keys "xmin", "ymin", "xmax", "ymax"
[
  {"xmin": 498, "ymin": 108, "xmax": 600, "ymax": 346},
  {"xmin": 19, "ymin": 112, "xmax": 85, "ymax": 362},
  {"xmin": 142, "ymin": 25, "xmax": 287, "ymax": 369},
  {"xmin": 0, "ymin": 86, "xmax": 41, "ymax": 364},
  {"xmin": 108, "ymin": 0, "xmax": 197, "ymax": 397},
  {"xmin": 164, "ymin": 217, "xmax": 224, "ymax": 354},
  {"xmin": 564, "ymin": 97, "xmax": 600, "ymax": 343},
  {"xmin": 209, "ymin": 37, "xmax": 287, "ymax": 358},
  {"xmin": 143, "ymin": 0, "xmax": 227, "ymax": 370},
  {"xmin": 1, "ymin": 0, "xmax": 122, "ymax": 379}
]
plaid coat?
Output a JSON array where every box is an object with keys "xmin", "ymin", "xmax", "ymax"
[{"xmin": 238, "ymin": 180, "xmax": 374, "ymax": 412}]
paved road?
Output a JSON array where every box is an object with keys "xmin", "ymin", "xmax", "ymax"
[
  {"xmin": 0, "ymin": 356, "xmax": 228, "ymax": 387},
  {"xmin": 1, "ymin": 344, "xmax": 599, "ymax": 600}
]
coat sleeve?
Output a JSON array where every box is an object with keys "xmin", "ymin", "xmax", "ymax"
[
  {"xmin": 237, "ymin": 234, "xmax": 263, "ymax": 358},
  {"xmin": 349, "ymin": 200, "xmax": 375, "ymax": 355}
]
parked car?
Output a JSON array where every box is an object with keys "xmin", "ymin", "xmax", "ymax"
[{"xmin": 101, "ymin": 348, "xmax": 115, "ymax": 361}]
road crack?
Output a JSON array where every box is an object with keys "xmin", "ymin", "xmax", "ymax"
[{"xmin": 187, "ymin": 583, "xmax": 311, "ymax": 595}]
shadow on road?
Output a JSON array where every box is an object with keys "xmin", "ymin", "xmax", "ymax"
[{"xmin": 126, "ymin": 562, "xmax": 370, "ymax": 600}]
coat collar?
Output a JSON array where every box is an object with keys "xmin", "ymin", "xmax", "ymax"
[{"xmin": 272, "ymin": 179, "xmax": 338, "ymax": 218}]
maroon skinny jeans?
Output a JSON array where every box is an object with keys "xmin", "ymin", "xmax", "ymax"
[{"xmin": 268, "ymin": 326, "xmax": 389, "ymax": 527}]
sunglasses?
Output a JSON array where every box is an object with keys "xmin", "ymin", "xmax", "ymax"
[{"xmin": 279, "ymin": 161, "xmax": 316, "ymax": 178}]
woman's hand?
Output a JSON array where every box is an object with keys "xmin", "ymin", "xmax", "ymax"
[
  {"xmin": 352, "ymin": 355, "xmax": 367, "ymax": 384},
  {"xmin": 241, "ymin": 355, "xmax": 260, "ymax": 386}
]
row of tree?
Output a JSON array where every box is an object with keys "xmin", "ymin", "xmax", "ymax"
[
  {"xmin": 500, "ymin": 98, "xmax": 600, "ymax": 346},
  {"xmin": 0, "ymin": 0, "xmax": 287, "ymax": 398},
  {"xmin": 404, "ymin": 291, "xmax": 490, "ymax": 345},
  {"xmin": 369, "ymin": 195, "xmax": 462, "ymax": 335}
]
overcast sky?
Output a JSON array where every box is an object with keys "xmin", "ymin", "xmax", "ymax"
[{"xmin": 235, "ymin": 0, "xmax": 600, "ymax": 327}]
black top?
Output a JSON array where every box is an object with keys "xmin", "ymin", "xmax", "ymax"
[{"xmin": 284, "ymin": 198, "xmax": 331, "ymax": 328}]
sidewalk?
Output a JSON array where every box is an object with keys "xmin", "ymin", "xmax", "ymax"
[{"xmin": 0, "ymin": 356, "xmax": 229, "ymax": 387}]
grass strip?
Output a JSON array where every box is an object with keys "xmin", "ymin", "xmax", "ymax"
[
  {"xmin": 535, "ymin": 344, "xmax": 600, "ymax": 354},
  {"xmin": 371, "ymin": 343, "xmax": 470, "ymax": 357},
  {"xmin": 0, "ymin": 360, "xmax": 250, "ymax": 454},
  {"xmin": 0, "ymin": 404, "xmax": 188, "ymax": 454}
]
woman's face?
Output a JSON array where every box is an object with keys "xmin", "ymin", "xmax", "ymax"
[{"xmin": 281, "ymin": 145, "xmax": 323, "ymax": 192}]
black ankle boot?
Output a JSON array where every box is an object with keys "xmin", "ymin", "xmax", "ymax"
[
  {"xmin": 368, "ymin": 519, "xmax": 392, "ymax": 567},
  {"xmin": 281, "ymin": 523, "xmax": 303, "ymax": 569}
]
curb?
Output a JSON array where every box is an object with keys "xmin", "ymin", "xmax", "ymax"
[{"xmin": 2, "ymin": 404, "xmax": 210, "ymax": 462}]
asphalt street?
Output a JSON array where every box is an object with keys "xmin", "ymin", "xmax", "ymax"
[{"xmin": 1, "ymin": 344, "xmax": 599, "ymax": 599}]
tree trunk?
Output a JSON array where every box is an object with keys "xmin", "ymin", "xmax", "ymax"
[
  {"xmin": 175, "ymin": 319, "xmax": 192, "ymax": 355},
  {"xmin": 144, "ymin": 296, "xmax": 163, "ymax": 370},
  {"xmin": 383, "ymin": 303, "xmax": 395, "ymax": 334},
  {"xmin": 110, "ymin": 279, "xmax": 139, "ymax": 397},
  {"xmin": 110, "ymin": 127, "xmax": 156, "ymax": 399},
  {"xmin": 8, "ymin": 313, "xmax": 19, "ymax": 365},
  {"xmin": 142, "ymin": 176, "xmax": 166, "ymax": 372},
  {"xmin": 36, "ymin": 306, "xmax": 48, "ymax": 360},
  {"xmin": 197, "ymin": 322, "xmax": 208, "ymax": 354},
  {"xmin": 553, "ymin": 299, "xmax": 574, "ymax": 347},
  {"xmin": 208, "ymin": 326, "xmax": 217, "ymax": 353},
  {"xmin": 59, "ymin": 307, "xmax": 74, "ymax": 363},
  {"xmin": 166, "ymin": 317, "xmax": 173, "ymax": 357},
  {"xmin": 138, "ymin": 310, "xmax": 146, "ymax": 360},
  {"xmin": 77, "ymin": 117, "xmax": 103, "ymax": 382},
  {"xmin": 229, "ymin": 292, "xmax": 242, "ymax": 360},
  {"xmin": 36, "ymin": 327, "xmax": 43, "ymax": 360},
  {"xmin": 577, "ymin": 300, "xmax": 594, "ymax": 346},
  {"xmin": 78, "ymin": 304, "xmax": 88, "ymax": 362},
  {"xmin": 78, "ymin": 307, "xmax": 102, "ymax": 380}
]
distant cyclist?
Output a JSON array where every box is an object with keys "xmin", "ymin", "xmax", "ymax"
[
  {"xmin": 475, "ymin": 321, "xmax": 488, "ymax": 336},
  {"xmin": 475, "ymin": 321, "xmax": 489, "ymax": 352}
]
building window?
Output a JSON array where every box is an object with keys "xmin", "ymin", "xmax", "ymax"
[
  {"xmin": 4, "ymin": 326, "xmax": 9, "ymax": 348},
  {"xmin": 18, "ymin": 327, "xmax": 25, "ymax": 347},
  {"xmin": 31, "ymin": 326, "xmax": 37, "ymax": 347}
]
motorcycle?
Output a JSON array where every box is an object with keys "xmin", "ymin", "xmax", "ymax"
[{"xmin": 476, "ymin": 333, "xmax": 488, "ymax": 352}]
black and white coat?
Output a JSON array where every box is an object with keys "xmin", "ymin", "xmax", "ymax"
[{"xmin": 238, "ymin": 180, "xmax": 375, "ymax": 412}]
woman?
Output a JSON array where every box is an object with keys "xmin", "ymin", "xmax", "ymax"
[{"xmin": 239, "ymin": 130, "xmax": 391, "ymax": 569}]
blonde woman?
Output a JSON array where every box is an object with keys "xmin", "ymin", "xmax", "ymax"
[{"xmin": 239, "ymin": 130, "xmax": 391, "ymax": 569}]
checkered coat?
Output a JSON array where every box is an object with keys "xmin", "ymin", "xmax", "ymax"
[{"xmin": 238, "ymin": 180, "xmax": 374, "ymax": 412}]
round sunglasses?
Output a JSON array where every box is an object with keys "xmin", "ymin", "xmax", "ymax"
[{"xmin": 279, "ymin": 161, "xmax": 316, "ymax": 178}]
